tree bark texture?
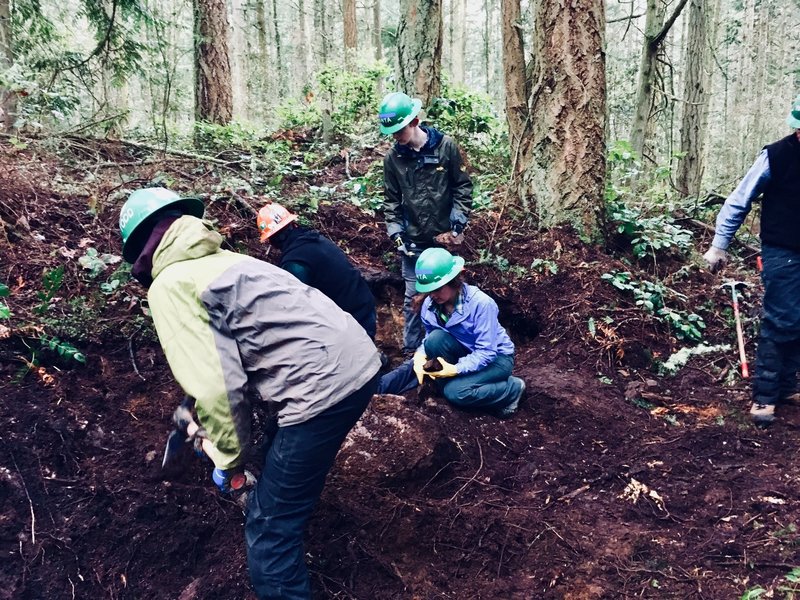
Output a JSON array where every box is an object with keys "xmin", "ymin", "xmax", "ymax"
[
  {"xmin": 397, "ymin": 0, "xmax": 443, "ymax": 105},
  {"xmin": 271, "ymin": 0, "xmax": 286, "ymax": 97},
  {"xmin": 373, "ymin": 0, "xmax": 382, "ymax": 61},
  {"xmin": 194, "ymin": 0, "xmax": 233, "ymax": 125},
  {"xmin": 451, "ymin": 0, "xmax": 465, "ymax": 84},
  {"xmin": 676, "ymin": 0, "xmax": 710, "ymax": 198},
  {"xmin": 510, "ymin": 0, "xmax": 606, "ymax": 241},
  {"xmin": 255, "ymin": 0, "xmax": 271, "ymax": 110},
  {"xmin": 500, "ymin": 0, "xmax": 528, "ymax": 158},
  {"xmin": 314, "ymin": 0, "xmax": 329, "ymax": 65},
  {"xmin": 344, "ymin": 0, "xmax": 357, "ymax": 68},
  {"xmin": 0, "ymin": 0, "xmax": 16, "ymax": 131}
]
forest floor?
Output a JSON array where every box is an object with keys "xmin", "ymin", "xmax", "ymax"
[{"xmin": 1, "ymin": 134, "xmax": 799, "ymax": 600}]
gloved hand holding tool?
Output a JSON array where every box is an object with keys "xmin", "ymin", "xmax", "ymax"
[
  {"xmin": 721, "ymin": 280, "xmax": 751, "ymax": 378},
  {"xmin": 161, "ymin": 395, "xmax": 208, "ymax": 468},
  {"xmin": 391, "ymin": 232, "xmax": 416, "ymax": 257},
  {"xmin": 424, "ymin": 357, "xmax": 458, "ymax": 379}
]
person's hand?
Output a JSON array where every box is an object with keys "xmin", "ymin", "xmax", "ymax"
[
  {"xmin": 426, "ymin": 357, "xmax": 458, "ymax": 379},
  {"xmin": 434, "ymin": 224, "xmax": 465, "ymax": 248},
  {"xmin": 391, "ymin": 233, "xmax": 415, "ymax": 257},
  {"xmin": 412, "ymin": 351, "xmax": 428, "ymax": 385},
  {"xmin": 212, "ymin": 467, "xmax": 256, "ymax": 494},
  {"xmin": 703, "ymin": 247, "xmax": 728, "ymax": 273}
]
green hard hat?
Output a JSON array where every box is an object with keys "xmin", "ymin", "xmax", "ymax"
[
  {"xmin": 378, "ymin": 92, "xmax": 423, "ymax": 135},
  {"xmin": 415, "ymin": 247, "xmax": 465, "ymax": 293},
  {"xmin": 119, "ymin": 187, "xmax": 204, "ymax": 263},
  {"xmin": 787, "ymin": 94, "xmax": 800, "ymax": 129}
]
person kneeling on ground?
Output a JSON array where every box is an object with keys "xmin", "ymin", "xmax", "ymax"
[{"xmin": 379, "ymin": 248, "xmax": 525, "ymax": 418}]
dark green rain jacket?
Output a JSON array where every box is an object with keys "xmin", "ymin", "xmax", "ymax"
[{"xmin": 383, "ymin": 126, "xmax": 473, "ymax": 248}]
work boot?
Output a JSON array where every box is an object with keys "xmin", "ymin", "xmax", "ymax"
[
  {"xmin": 750, "ymin": 402, "xmax": 775, "ymax": 425},
  {"xmin": 496, "ymin": 377, "xmax": 526, "ymax": 419}
]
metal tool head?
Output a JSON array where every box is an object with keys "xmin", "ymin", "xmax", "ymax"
[
  {"xmin": 720, "ymin": 280, "xmax": 750, "ymax": 292},
  {"xmin": 161, "ymin": 429, "xmax": 186, "ymax": 469}
]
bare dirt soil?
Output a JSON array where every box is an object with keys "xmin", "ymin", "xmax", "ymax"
[{"xmin": 1, "ymin": 136, "xmax": 799, "ymax": 600}]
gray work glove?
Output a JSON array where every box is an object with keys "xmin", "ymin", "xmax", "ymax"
[
  {"xmin": 703, "ymin": 247, "xmax": 728, "ymax": 273},
  {"xmin": 391, "ymin": 233, "xmax": 415, "ymax": 257}
]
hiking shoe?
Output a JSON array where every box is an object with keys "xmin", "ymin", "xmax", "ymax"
[
  {"xmin": 778, "ymin": 392, "xmax": 800, "ymax": 406},
  {"xmin": 497, "ymin": 377, "xmax": 526, "ymax": 419},
  {"xmin": 750, "ymin": 402, "xmax": 775, "ymax": 425}
]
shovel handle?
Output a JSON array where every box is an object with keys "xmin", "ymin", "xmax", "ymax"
[{"xmin": 730, "ymin": 293, "xmax": 749, "ymax": 379}]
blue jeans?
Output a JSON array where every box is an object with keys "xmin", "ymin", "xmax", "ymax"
[
  {"xmin": 423, "ymin": 329, "xmax": 520, "ymax": 413},
  {"xmin": 753, "ymin": 244, "xmax": 800, "ymax": 406},
  {"xmin": 401, "ymin": 253, "xmax": 425, "ymax": 354},
  {"xmin": 245, "ymin": 374, "xmax": 378, "ymax": 599}
]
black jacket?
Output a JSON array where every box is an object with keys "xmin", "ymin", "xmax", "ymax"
[{"xmin": 278, "ymin": 226, "xmax": 377, "ymax": 339}]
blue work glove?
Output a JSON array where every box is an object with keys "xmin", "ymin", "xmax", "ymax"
[{"xmin": 212, "ymin": 467, "xmax": 256, "ymax": 493}]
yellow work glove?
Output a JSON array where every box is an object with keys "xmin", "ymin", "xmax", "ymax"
[
  {"xmin": 412, "ymin": 351, "xmax": 428, "ymax": 385},
  {"xmin": 426, "ymin": 357, "xmax": 458, "ymax": 379}
]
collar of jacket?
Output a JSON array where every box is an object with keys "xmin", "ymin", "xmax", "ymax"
[
  {"xmin": 395, "ymin": 125, "xmax": 444, "ymax": 158},
  {"xmin": 427, "ymin": 283, "xmax": 470, "ymax": 325},
  {"xmin": 151, "ymin": 215, "xmax": 224, "ymax": 280}
]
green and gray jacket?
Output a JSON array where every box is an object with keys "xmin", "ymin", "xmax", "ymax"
[
  {"xmin": 383, "ymin": 126, "xmax": 473, "ymax": 248},
  {"xmin": 148, "ymin": 216, "xmax": 381, "ymax": 470}
]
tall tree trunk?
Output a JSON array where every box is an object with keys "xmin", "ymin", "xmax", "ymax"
[
  {"xmin": 676, "ymin": 0, "xmax": 710, "ymax": 198},
  {"xmin": 271, "ymin": 0, "xmax": 286, "ymax": 97},
  {"xmin": 194, "ymin": 0, "xmax": 233, "ymax": 125},
  {"xmin": 629, "ymin": 0, "xmax": 689, "ymax": 162},
  {"xmin": 0, "ymin": 0, "xmax": 16, "ymax": 131},
  {"xmin": 451, "ymin": 0, "xmax": 465, "ymax": 84},
  {"xmin": 295, "ymin": 0, "xmax": 310, "ymax": 89},
  {"xmin": 508, "ymin": 0, "xmax": 606, "ymax": 241},
  {"xmin": 373, "ymin": 0, "xmax": 382, "ymax": 61},
  {"xmin": 314, "ymin": 0, "xmax": 329, "ymax": 65},
  {"xmin": 255, "ymin": 0, "xmax": 271, "ymax": 112},
  {"xmin": 397, "ymin": 0, "xmax": 443, "ymax": 105},
  {"xmin": 483, "ymin": 0, "xmax": 491, "ymax": 93},
  {"xmin": 344, "ymin": 0, "xmax": 357, "ymax": 68},
  {"xmin": 373, "ymin": 0, "xmax": 383, "ymax": 95},
  {"xmin": 501, "ymin": 0, "xmax": 528, "ymax": 158}
]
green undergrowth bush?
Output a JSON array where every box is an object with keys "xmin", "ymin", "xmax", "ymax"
[
  {"xmin": 602, "ymin": 270, "xmax": 706, "ymax": 342},
  {"xmin": 605, "ymin": 140, "xmax": 695, "ymax": 262}
]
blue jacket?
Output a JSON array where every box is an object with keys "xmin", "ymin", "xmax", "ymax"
[{"xmin": 420, "ymin": 283, "xmax": 514, "ymax": 374}]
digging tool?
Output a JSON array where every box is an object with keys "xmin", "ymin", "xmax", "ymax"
[
  {"xmin": 162, "ymin": 395, "xmax": 205, "ymax": 468},
  {"xmin": 721, "ymin": 280, "xmax": 751, "ymax": 379}
]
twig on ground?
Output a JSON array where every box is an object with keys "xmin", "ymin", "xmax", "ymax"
[
  {"xmin": 9, "ymin": 450, "xmax": 36, "ymax": 546},
  {"xmin": 129, "ymin": 338, "xmax": 146, "ymax": 381},
  {"xmin": 449, "ymin": 438, "xmax": 484, "ymax": 503}
]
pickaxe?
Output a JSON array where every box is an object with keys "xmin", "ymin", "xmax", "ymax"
[{"xmin": 721, "ymin": 280, "xmax": 751, "ymax": 379}]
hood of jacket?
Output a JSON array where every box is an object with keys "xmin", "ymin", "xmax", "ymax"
[
  {"xmin": 395, "ymin": 125, "xmax": 444, "ymax": 157},
  {"xmin": 152, "ymin": 215, "xmax": 224, "ymax": 280}
]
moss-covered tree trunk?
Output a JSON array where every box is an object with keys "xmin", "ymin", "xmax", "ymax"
[
  {"xmin": 504, "ymin": 0, "xmax": 606, "ymax": 242},
  {"xmin": 397, "ymin": 0, "xmax": 442, "ymax": 105},
  {"xmin": 194, "ymin": 0, "xmax": 233, "ymax": 125}
]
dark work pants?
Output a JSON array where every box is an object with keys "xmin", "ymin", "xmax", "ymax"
[
  {"xmin": 245, "ymin": 373, "xmax": 378, "ymax": 599},
  {"xmin": 752, "ymin": 244, "xmax": 800, "ymax": 406},
  {"xmin": 400, "ymin": 253, "xmax": 425, "ymax": 354}
]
